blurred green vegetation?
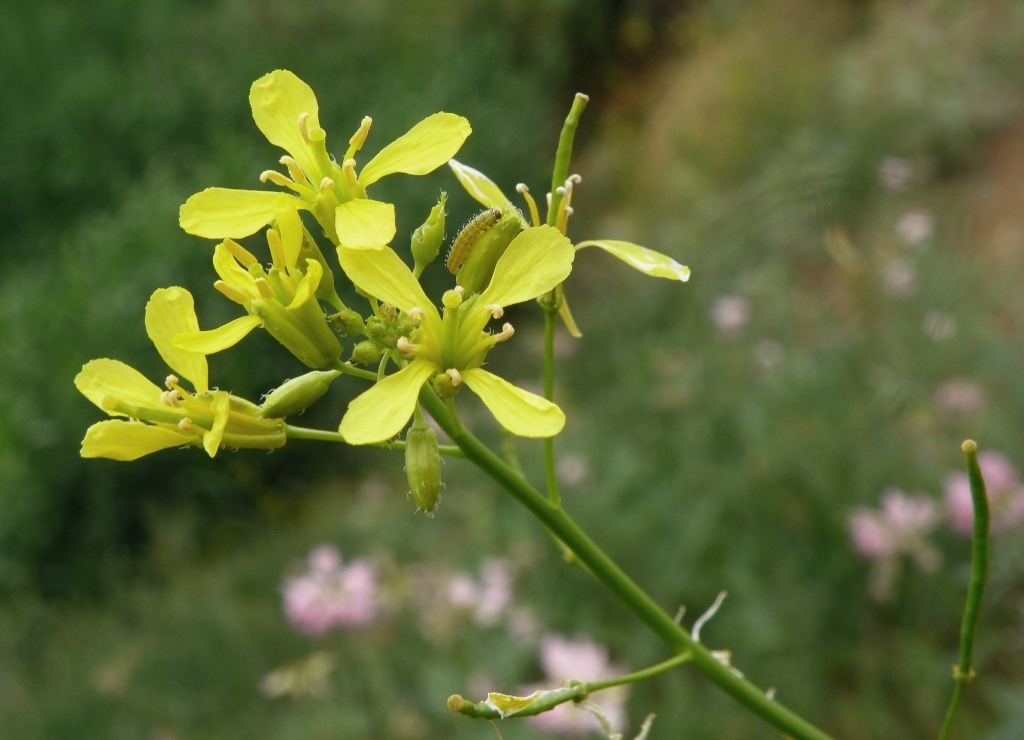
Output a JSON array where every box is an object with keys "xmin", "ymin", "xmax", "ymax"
[{"xmin": 3, "ymin": 0, "xmax": 1024, "ymax": 737}]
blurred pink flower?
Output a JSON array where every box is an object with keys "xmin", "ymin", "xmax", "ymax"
[
  {"xmin": 525, "ymin": 634, "xmax": 628, "ymax": 737},
  {"xmin": 895, "ymin": 210, "xmax": 933, "ymax": 246},
  {"xmin": 444, "ymin": 558, "xmax": 514, "ymax": 628},
  {"xmin": 881, "ymin": 258, "xmax": 917, "ymax": 298},
  {"xmin": 282, "ymin": 546, "xmax": 377, "ymax": 636},
  {"xmin": 945, "ymin": 451, "xmax": 1024, "ymax": 535},
  {"xmin": 710, "ymin": 295, "xmax": 750, "ymax": 339},
  {"xmin": 932, "ymin": 379, "xmax": 985, "ymax": 414},
  {"xmin": 849, "ymin": 489, "xmax": 941, "ymax": 600}
]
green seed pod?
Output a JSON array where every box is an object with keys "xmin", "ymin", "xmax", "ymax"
[
  {"xmin": 259, "ymin": 369, "xmax": 341, "ymax": 419},
  {"xmin": 405, "ymin": 418, "xmax": 442, "ymax": 515},
  {"xmin": 411, "ymin": 192, "xmax": 447, "ymax": 275},
  {"xmin": 329, "ymin": 308, "xmax": 365, "ymax": 336},
  {"xmin": 448, "ymin": 205, "xmax": 524, "ymax": 295}
]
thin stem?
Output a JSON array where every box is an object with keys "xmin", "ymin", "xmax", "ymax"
[
  {"xmin": 542, "ymin": 304, "xmax": 560, "ymax": 505},
  {"xmin": 419, "ymin": 388, "xmax": 830, "ymax": 740},
  {"xmin": 285, "ymin": 424, "xmax": 464, "ymax": 458},
  {"xmin": 938, "ymin": 439, "xmax": 990, "ymax": 740},
  {"xmin": 546, "ymin": 93, "xmax": 589, "ymax": 227}
]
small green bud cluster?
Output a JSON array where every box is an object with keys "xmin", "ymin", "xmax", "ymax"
[{"xmin": 411, "ymin": 192, "xmax": 447, "ymax": 277}]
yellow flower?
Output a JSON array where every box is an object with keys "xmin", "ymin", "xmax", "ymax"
[
  {"xmin": 174, "ymin": 209, "xmax": 342, "ymax": 369},
  {"xmin": 336, "ymin": 226, "xmax": 574, "ymax": 444},
  {"xmin": 180, "ymin": 70, "xmax": 471, "ymax": 250},
  {"xmin": 449, "ymin": 159, "xmax": 690, "ymax": 335},
  {"xmin": 75, "ymin": 288, "xmax": 285, "ymax": 461}
]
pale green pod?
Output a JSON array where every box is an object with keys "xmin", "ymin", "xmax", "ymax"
[
  {"xmin": 259, "ymin": 370, "xmax": 341, "ymax": 418},
  {"xmin": 405, "ymin": 419, "xmax": 442, "ymax": 514},
  {"xmin": 411, "ymin": 192, "xmax": 447, "ymax": 274}
]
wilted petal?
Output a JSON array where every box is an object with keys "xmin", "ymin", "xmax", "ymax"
[
  {"xmin": 81, "ymin": 420, "xmax": 191, "ymax": 461},
  {"xmin": 336, "ymin": 245, "xmax": 434, "ymax": 315},
  {"xmin": 249, "ymin": 70, "xmax": 322, "ymax": 177},
  {"xmin": 334, "ymin": 198, "xmax": 396, "ymax": 249},
  {"xmin": 75, "ymin": 359, "xmax": 162, "ymax": 415},
  {"xmin": 180, "ymin": 188, "xmax": 298, "ymax": 239},
  {"xmin": 339, "ymin": 360, "xmax": 435, "ymax": 444},
  {"xmin": 359, "ymin": 113, "xmax": 471, "ymax": 187},
  {"xmin": 478, "ymin": 226, "xmax": 574, "ymax": 309},
  {"xmin": 449, "ymin": 159, "xmax": 513, "ymax": 211},
  {"xmin": 576, "ymin": 239, "xmax": 690, "ymax": 281},
  {"xmin": 174, "ymin": 315, "xmax": 261, "ymax": 354},
  {"xmin": 462, "ymin": 368, "xmax": 565, "ymax": 437},
  {"xmin": 145, "ymin": 287, "xmax": 208, "ymax": 392}
]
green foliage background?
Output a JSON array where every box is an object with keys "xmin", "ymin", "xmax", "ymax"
[{"xmin": 3, "ymin": 0, "xmax": 1024, "ymax": 737}]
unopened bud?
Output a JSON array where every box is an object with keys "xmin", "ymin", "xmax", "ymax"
[
  {"xmin": 350, "ymin": 340, "xmax": 382, "ymax": 365},
  {"xmin": 260, "ymin": 370, "xmax": 341, "ymax": 418},
  {"xmin": 330, "ymin": 308, "xmax": 365, "ymax": 336},
  {"xmin": 405, "ymin": 418, "xmax": 442, "ymax": 514},
  {"xmin": 411, "ymin": 192, "xmax": 447, "ymax": 275}
]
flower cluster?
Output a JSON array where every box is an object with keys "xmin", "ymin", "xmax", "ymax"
[
  {"xmin": 282, "ymin": 545, "xmax": 378, "ymax": 636},
  {"xmin": 849, "ymin": 450, "xmax": 1024, "ymax": 599}
]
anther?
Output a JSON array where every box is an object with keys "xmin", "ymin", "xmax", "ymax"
[
  {"xmin": 494, "ymin": 323, "xmax": 515, "ymax": 342},
  {"xmin": 485, "ymin": 303, "xmax": 504, "ymax": 319},
  {"xmin": 446, "ymin": 368, "xmax": 463, "ymax": 386},
  {"xmin": 407, "ymin": 306, "xmax": 426, "ymax": 322},
  {"xmin": 396, "ymin": 336, "xmax": 416, "ymax": 354}
]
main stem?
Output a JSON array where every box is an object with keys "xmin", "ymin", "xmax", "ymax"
[{"xmin": 419, "ymin": 389, "xmax": 830, "ymax": 740}]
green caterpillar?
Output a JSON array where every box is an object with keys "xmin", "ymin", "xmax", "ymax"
[{"xmin": 446, "ymin": 206, "xmax": 523, "ymax": 294}]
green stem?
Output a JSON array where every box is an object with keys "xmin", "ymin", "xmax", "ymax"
[
  {"xmin": 285, "ymin": 423, "xmax": 464, "ymax": 458},
  {"xmin": 938, "ymin": 440, "xmax": 990, "ymax": 740},
  {"xmin": 542, "ymin": 304, "xmax": 560, "ymax": 505},
  {"xmin": 546, "ymin": 93, "xmax": 589, "ymax": 227},
  {"xmin": 449, "ymin": 651, "xmax": 694, "ymax": 721},
  {"xmin": 419, "ymin": 389, "xmax": 830, "ymax": 740}
]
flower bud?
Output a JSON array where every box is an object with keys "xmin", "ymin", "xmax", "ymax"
[
  {"xmin": 330, "ymin": 308, "xmax": 365, "ymax": 336},
  {"xmin": 349, "ymin": 340, "xmax": 382, "ymax": 365},
  {"xmin": 260, "ymin": 370, "xmax": 341, "ymax": 418},
  {"xmin": 254, "ymin": 300, "xmax": 343, "ymax": 369},
  {"xmin": 411, "ymin": 192, "xmax": 447, "ymax": 275},
  {"xmin": 405, "ymin": 418, "xmax": 442, "ymax": 514},
  {"xmin": 450, "ymin": 204, "xmax": 524, "ymax": 295}
]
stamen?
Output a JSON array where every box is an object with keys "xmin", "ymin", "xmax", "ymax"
[
  {"xmin": 396, "ymin": 336, "xmax": 416, "ymax": 355},
  {"xmin": 260, "ymin": 170, "xmax": 295, "ymax": 189},
  {"xmin": 165, "ymin": 374, "xmax": 180, "ymax": 389},
  {"xmin": 407, "ymin": 307, "xmax": 426, "ymax": 322},
  {"xmin": 178, "ymin": 418, "xmax": 195, "ymax": 432},
  {"xmin": 280, "ymin": 156, "xmax": 306, "ymax": 184},
  {"xmin": 348, "ymin": 116, "xmax": 372, "ymax": 151},
  {"xmin": 493, "ymin": 323, "xmax": 515, "ymax": 343},
  {"xmin": 454, "ymin": 285, "xmax": 465, "ymax": 298},
  {"xmin": 161, "ymin": 390, "xmax": 181, "ymax": 407},
  {"xmin": 446, "ymin": 368, "xmax": 463, "ymax": 387},
  {"xmin": 485, "ymin": 303, "xmax": 504, "ymax": 319},
  {"xmin": 319, "ymin": 176, "xmax": 335, "ymax": 193},
  {"xmin": 341, "ymin": 159, "xmax": 360, "ymax": 191},
  {"xmin": 516, "ymin": 183, "xmax": 542, "ymax": 227},
  {"xmin": 297, "ymin": 112, "xmax": 311, "ymax": 142}
]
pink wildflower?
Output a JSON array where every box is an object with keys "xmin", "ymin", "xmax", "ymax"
[
  {"xmin": 282, "ymin": 546, "xmax": 377, "ymax": 636},
  {"xmin": 944, "ymin": 451, "xmax": 1024, "ymax": 535}
]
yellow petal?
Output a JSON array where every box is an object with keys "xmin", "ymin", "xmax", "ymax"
[
  {"xmin": 335, "ymin": 245, "xmax": 434, "ymax": 315},
  {"xmin": 288, "ymin": 259, "xmax": 323, "ymax": 308},
  {"xmin": 448, "ymin": 159, "xmax": 513, "ymax": 211},
  {"xmin": 275, "ymin": 207, "xmax": 305, "ymax": 268},
  {"xmin": 478, "ymin": 226, "xmax": 574, "ymax": 309},
  {"xmin": 180, "ymin": 188, "xmax": 298, "ymax": 239},
  {"xmin": 203, "ymin": 391, "xmax": 230, "ymax": 457},
  {"xmin": 212, "ymin": 241, "xmax": 259, "ymax": 295},
  {"xmin": 81, "ymin": 420, "xmax": 191, "ymax": 461},
  {"xmin": 174, "ymin": 315, "xmax": 261, "ymax": 354},
  {"xmin": 339, "ymin": 361, "xmax": 435, "ymax": 445},
  {"xmin": 334, "ymin": 198, "xmax": 396, "ymax": 249},
  {"xmin": 145, "ymin": 287, "xmax": 208, "ymax": 392},
  {"xmin": 359, "ymin": 113, "xmax": 471, "ymax": 187},
  {"xmin": 576, "ymin": 239, "xmax": 691, "ymax": 281},
  {"xmin": 75, "ymin": 359, "xmax": 162, "ymax": 415},
  {"xmin": 462, "ymin": 368, "xmax": 564, "ymax": 437},
  {"xmin": 249, "ymin": 70, "xmax": 322, "ymax": 177}
]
